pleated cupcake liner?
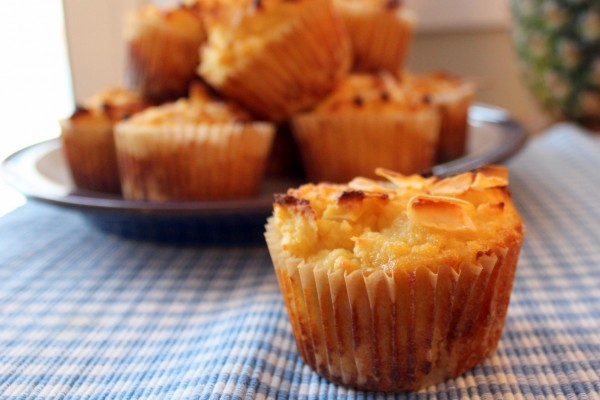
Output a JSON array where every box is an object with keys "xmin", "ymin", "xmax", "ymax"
[
  {"xmin": 265, "ymin": 218, "xmax": 522, "ymax": 392},
  {"xmin": 114, "ymin": 122, "xmax": 275, "ymax": 201},
  {"xmin": 126, "ymin": 18, "xmax": 203, "ymax": 103},
  {"xmin": 434, "ymin": 83, "xmax": 477, "ymax": 163},
  {"xmin": 338, "ymin": 6, "xmax": 415, "ymax": 74},
  {"xmin": 200, "ymin": 0, "xmax": 351, "ymax": 122},
  {"xmin": 60, "ymin": 119, "xmax": 122, "ymax": 194},
  {"xmin": 292, "ymin": 111, "xmax": 440, "ymax": 183}
]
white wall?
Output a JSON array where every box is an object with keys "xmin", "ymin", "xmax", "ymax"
[
  {"xmin": 63, "ymin": 0, "xmax": 143, "ymax": 102},
  {"xmin": 405, "ymin": 0, "xmax": 509, "ymax": 32}
]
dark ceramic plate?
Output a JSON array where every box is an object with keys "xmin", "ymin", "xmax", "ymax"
[{"xmin": 1, "ymin": 104, "xmax": 526, "ymax": 245}]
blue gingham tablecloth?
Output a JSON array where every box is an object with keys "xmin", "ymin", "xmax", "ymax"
[{"xmin": 1, "ymin": 123, "xmax": 600, "ymax": 399}]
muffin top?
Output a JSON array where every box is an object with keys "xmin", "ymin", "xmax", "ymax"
[
  {"xmin": 402, "ymin": 71, "xmax": 476, "ymax": 103},
  {"xmin": 308, "ymin": 72, "xmax": 431, "ymax": 114},
  {"xmin": 120, "ymin": 87, "xmax": 253, "ymax": 126},
  {"xmin": 272, "ymin": 166, "xmax": 524, "ymax": 274},
  {"xmin": 69, "ymin": 87, "xmax": 149, "ymax": 124},
  {"xmin": 126, "ymin": 3, "xmax": 205, "ymax": 40},
  {"xmin": 199, "ymin": 0, "xmax": 318, "ymax": 83}
]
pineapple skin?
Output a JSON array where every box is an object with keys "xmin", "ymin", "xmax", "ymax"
[{"xmin": 510, "ymin": 0, "xmax": 600, "ymax": 129}]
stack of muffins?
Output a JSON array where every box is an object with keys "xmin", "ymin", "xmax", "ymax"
[{"xmin": 61, "ymin": 0, "xmax": 475, "ymax": 200}]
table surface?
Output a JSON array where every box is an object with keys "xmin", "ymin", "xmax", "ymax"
[{"xmin": 1, "ymin": 124, "xmax": 599, "ymax": 399}]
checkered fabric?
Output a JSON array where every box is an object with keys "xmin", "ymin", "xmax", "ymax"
[{"xmin": 0, "ymin": 123, "xmax": 599, "ymax": 399}]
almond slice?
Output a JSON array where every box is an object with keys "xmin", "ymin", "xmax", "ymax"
[
  {"xmin": 429, "ymin": 172, "xmax": 474, "ymax": 195},
  {"xmin": 407, "ymin": 194, "xmax": 475, "ymax": 231},
  {"xmin": 348, "ymin": 177, "xmax": 396, "ymax": 194},
  {"xmin": 472, "ymin": 165, "xmax": 509, "ymax": 189},
  {"xmin": 375, "ymin": 168, "xmax": 437, "ymax": 190}
]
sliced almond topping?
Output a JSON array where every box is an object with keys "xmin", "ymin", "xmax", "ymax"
[
  {"xmin": 407, "ymin": 194, "xmax": 476, "ymax": 231},
  {"xmin": 472, "ymin": 165, "xmax": 509, "ymax": 189},
  {"xmin": 429, "ymin": 172, "xmax": 474, "ymax": 195},
  {"xmin": 375, "ymin": 168, "xmax": 437, "ymax": 190},
  {"xmin": 348, "ymin": 177, "xmax": 396, "ymax": 194}
]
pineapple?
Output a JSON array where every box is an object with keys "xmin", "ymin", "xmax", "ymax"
[{"xmin": 510, "ymin": 0, "xmax": 600, "ymax": 129}]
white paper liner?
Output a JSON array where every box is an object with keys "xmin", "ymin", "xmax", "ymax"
[
  {"xmin": 265, "ymin": 218, "xmax": 522, "ymax": 391},
  {"xmin": 435, "ymin": 84, "xmax": 476, "ymax": 163},
  {"xmin": 126, "ymin": 12, "xmax": 204, "ymax": 103},
  {"xmin": 60, "ymin": 119, "xmax": 121, "ymax": 194},
  {"xmin": 115, "ymin": 122, "xmax": 274, "ymax": 200},
  {"xmin": 338, "ymin": 6, "xmax": 414, "ymax": 74},
  {"xmin": 292, "ymin": 110, "xmax": 440, "ymax": 183}
]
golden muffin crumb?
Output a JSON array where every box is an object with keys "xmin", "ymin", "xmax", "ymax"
[{"xmin": 272, "ymin": 166, "xmax": 523, "ymax": 274}]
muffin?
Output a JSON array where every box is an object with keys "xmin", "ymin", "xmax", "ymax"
[
  {"xmin": 292, "ymin": 72, "xmax": 440, "ymax": 183},
  {"xmin": 114, "ymin": 87, "xmax": 275, "ymax": 201},
  {"xmin": 126, "ymin": 3, "xmax": 206, "ymax": 103},
  {"xmin": 265, "ymin": 165, "xmax": 524, "ymax": 391},
  {"xmin": 60, "ymin": 87, "xmax": 149, "ymax": 194},
  {"xmin": 403, "ymin": 71, "xmax": 476, "ymax": 163},
  {"xmin": 334, "ymin": 0, "xmax": 415, "ymax": 74},
  {"xmin": 198, "ymin": 0, "xmax": 351, "ymax": 122}
]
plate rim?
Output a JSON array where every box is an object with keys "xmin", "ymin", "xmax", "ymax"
[{"xmin": 1, "ymin": 103, "xmax": 527, "ymax": 217}]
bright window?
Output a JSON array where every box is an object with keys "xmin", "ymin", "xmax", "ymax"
[{"xmin": 0, "ymin": 0, "xmax": 74, "ymax": 215}]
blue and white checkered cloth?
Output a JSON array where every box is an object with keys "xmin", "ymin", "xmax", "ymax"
[{"xmin": 0, "ymin": 123, "xmax": 599, "ymax": 399}]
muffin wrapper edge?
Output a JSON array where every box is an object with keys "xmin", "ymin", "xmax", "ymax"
[
  {"xmin": 60, "ymin": 119, "xmax": 121, "ymax": 194},
  {"xmin": 435, "ymin": 84, "xmax": 477, "ymax": 163},
  {"xmin": 338, "ymin": 6, "xmax": 414, "ymax": 74},
  {"xmin": 115, "ymin": 122, "xmax": 275, "ymax": 200},
  {"xmin": 265, "ymin": 218, "xmax": 521, "ymax": 392},
  {"xmin": 126, "ymin": 18, "xmax": 203, "ymax": 103},
  {"xmin": 292, "ymin": 111, "xmax": 440, "ymax": 183}
]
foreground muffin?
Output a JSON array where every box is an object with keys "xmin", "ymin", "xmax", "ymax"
[
  {"xmin": 403, "ymin": 71, "xmax": 476, "ymax": 163},
  {"xmin": 126, "ymin": 3, "xmax": 206, "ymax": 103},
  {"xmin": 292, "ymin": 72, "xmax": 440, "ymax": 182},
  {"xmin": 60, "ymin": 87, "xmax": 148, "ymax": 194},
  {"xmin": 198, "ymin": 0, "xmax": 351, "ymax": 122},
  {"xmin": 265, "ymin": 166, "xmax": 524, "ymax": 391},
  {"xmin": 334, "ymin": 0, "xmax": 415, "ymax": 73},
  {"xmin": 114, "ymin": 86, "xmax": 275, "ymax": 201}
]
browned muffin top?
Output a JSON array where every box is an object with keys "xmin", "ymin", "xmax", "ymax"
[
  {"xmin": 272, "ymin": 166, "xmax": 524, "ymax": 273},
  {"xmin": 309, "ymin": 72, "xmax": 431, "ymax": 114},
  {"xmin": 70, "ymin": 87, "xmax": 149, "ymax": 123},
  {"xmin": 120, "ymin": 89, "xmax": 254, "ymax": 126},
  {"xmin": 402, "ymin": 71, "xmax": 476, "ymax": 103}
]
